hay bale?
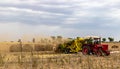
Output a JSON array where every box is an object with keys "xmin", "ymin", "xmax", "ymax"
[
  {"xmin": 34, "ymin": 44, "xmax": 53, "ymax": 51},
  {"xmin": 22, "ymin": 44, "xmax": 33, "ymax": 52},
  {"xmin": 34, "ymin": 44, "xmax": 45, "ymax": 51},
  {"xmin": 45, "ymin": 44, "xmax": 53, "ymax": 51},
  {"xmin": 9, "ymin": 45, "xmax": 21, "ymax": 52}
]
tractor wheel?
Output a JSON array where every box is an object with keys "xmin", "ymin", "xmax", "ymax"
[
  {"xmin": 96, "ymin": 48, "xmax": 105, "ymax": 56},
  {"xmin": 105, "ymin": 51, "xmax": 110, "ymax": 56},
  {"xmin": 64, "ymin": 48, "xmax": 70, "ymax": 54},
  {"xmin": 82, "ymin": 46, "xmax": 90, "ymax": 55}
]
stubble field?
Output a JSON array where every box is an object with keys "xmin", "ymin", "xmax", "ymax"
[{"xmin": 0, "ymin": 42, "xmax": 119, "ymax": 69}]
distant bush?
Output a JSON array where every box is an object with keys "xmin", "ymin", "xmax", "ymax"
[{"xmin": 112, "ymin": 45, "xmax": 119, "ymax": 48}]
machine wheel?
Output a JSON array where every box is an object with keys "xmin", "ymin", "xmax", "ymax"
[
  {"xmin": 64, "ymin": 48, "xmax": 70, "ymax": 54},
  {"xmin": 96, "ymin": 48, "xmax": 105, "ymax": 56},
  {"xmin": 105, "ymin": 51, "xmax": 110, "ymax": 56},
  {"xmin": 82, "ymin": 46, "xmax": 90, "ymax": 55}
]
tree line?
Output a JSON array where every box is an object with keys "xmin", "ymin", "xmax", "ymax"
[
  {"xmin": 16, "ymin": 36, "xmax": 116, "ymax": 43},
  {"xmin": 102, "ymin": 37, "xmax": 114, "ymax": 42}
]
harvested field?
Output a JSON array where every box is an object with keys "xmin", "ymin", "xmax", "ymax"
[
  {"xmin": 104, "ymin": 42, "xmax": 120, "ymax": 51},
  {"xmin": 0, "ymin": 52, "xmax": 119, "ymax": 69},
  {"xmin": 0, "ymin": 42, "xmax": 119, "ymax": 69}
]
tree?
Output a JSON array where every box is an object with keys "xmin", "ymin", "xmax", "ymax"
[
  {"xmin": 32, "ymin": 38, "xmax": 35, "ymax": 43},
  {"xmin": 108, "ymin": 37, "xmax": 114, "ymax": 42},
  {"xmin": 57, "ymin": 36, "xmax": 62, "ymax": 40},
  {"xmin": 68, "ymin": 38, "xmax": 73, "ymax": 41},
  {"xmin": 51, "ymin": 36, "xmax": 56, "ymax": 40},
  {"xmin": 18, "ymin": 39, "xmax": 21, "ymax": 42},
  {"xmin": 102, "ymin": 38, "xmax": 106, "ymax": 42},
  {"xmin": 57, "ymin": 36, "xmax": 63, "ymax": 42}
]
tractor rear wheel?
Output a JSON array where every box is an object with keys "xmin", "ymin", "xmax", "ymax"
[{"xmin": 82, "ymin": 46, "xmax": 90, "ymax": 55}]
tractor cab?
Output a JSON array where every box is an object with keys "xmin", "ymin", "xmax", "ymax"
[
  {"xmin": 93, "ymin": 38, "xmax": 101, "ymax": 44},
  {"xmin": 84, "ymin": 36, "xmax": 101, "ymax": 45}
]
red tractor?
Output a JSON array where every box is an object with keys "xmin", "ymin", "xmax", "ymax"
[
  {"xmin": 56, "ymin": 36, "xmax": 110, "ymax": 56},
  {"xmin": 82, "ymin": 36, "xmax": 110, "ymax": 56}
]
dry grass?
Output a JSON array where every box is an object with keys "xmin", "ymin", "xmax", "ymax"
[
  {"xmin": 0, "ymin": 52, "xmax": 119, "ymax": 69},
  {"xmin": 0, "ymin": 41, "xmax": 119, "ymax": 69}
]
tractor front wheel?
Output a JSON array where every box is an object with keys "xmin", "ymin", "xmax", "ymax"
[
  {"xmin": 96, "ymin": 48, "xmax": 105, "ymax": 56},
  {"xmin": 64, "ymin": 48, "xmax": 70, "ymax": 54},
  {"xmin": 82, "ymin": 46, "xmax": 90, "ymax": 55}
]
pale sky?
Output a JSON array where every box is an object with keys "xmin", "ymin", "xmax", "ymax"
[{"xmin": 0, "ymin": 0, "xmax": 120, "ymax": 41}]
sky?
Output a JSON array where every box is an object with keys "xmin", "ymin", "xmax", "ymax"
[{"xmin": 0, "ymin": 0, "xmax": 120, "ymax": 41}]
